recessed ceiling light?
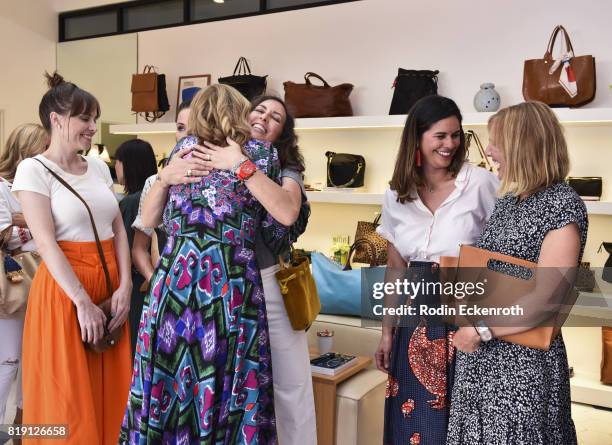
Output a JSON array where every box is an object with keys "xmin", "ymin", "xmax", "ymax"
[{"xmin": 213, "ymin": 0, "xmax": 225, "ymax": 3}]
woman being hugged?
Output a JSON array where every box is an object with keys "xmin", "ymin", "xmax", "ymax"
[
  {"xmin": 374, "ymin": 95, "xmax": 499, "ymax": 445},
  {"xmin": 121, "ymin": 85, "xmax": 278, "ymax": 444},
  {"xmin": 196, "ymin": 95, "xmax": 316, "ymax": 444},
  {"xmin": 0, "ymin": 123, "xmax": 48, "ymax": 433},
  {"xmin": 447, "ymin": 102, "xmax": 585, "ymax": 445},
  {"xmin": 12, "ymin": 72, "xmax": 132, "ymax": 444}
]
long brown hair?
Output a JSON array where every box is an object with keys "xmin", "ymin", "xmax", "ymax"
[
  {"xmin": 251, "ymin": 95, "xmax": 304, "ymax": 173},
  {"xmin": 0, "ymin": 124, "xmax": 48, "ymax": 181},
  {"xmin": 389, "ymin": 95, "xmax": 466, "ymax": 203}
]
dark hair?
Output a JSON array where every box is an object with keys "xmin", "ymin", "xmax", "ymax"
[
  {"xmin": 251, "ymin": 95, "xmax": 305, "ymax": 173},
  {"xmin": 114, "ymin": 139, "xmax": 157, "ymax": 194},
  {"xmin": 389, "ymin": 95, "xmax": 466, "ymax": 203},
  {"xmin": 177, "ymin": 99, "xmax": 192, "ymax": 114},
  {"xmin": 39, "ymin": 71, "xmax": 100, "ymax": 132}
]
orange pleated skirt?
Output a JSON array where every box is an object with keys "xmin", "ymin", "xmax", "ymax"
[{"xmin": 22, "ymin": 240, "xmax": 132, "ymax": 445}]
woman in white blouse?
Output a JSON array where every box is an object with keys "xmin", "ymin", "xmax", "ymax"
[
  {"xmin": 11, "ymin": 72, "xmax": 132, "ymax": 444},
  {"xmin": 374, "ymin": 95, "xmax": 499, "ymax": 445},
  {"xmin": 0, "ymin": 123, "xmax": 47, "ymax": 432}
]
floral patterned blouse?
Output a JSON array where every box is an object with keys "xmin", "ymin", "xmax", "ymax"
[{"xmin": 163, "ymin": 136, "xmax": 281, "ymax": 250}]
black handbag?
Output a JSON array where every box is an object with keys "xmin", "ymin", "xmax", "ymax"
[
  {"xmin": 325, "ymin": 151, "xmax": 365, "ymax": 188},
  {"xmin": 389, "ymin": 69, "xmax": 439, "ymax": 115},
  {"xmin": 218, "ymin": 57, "xmax": 267, "ymax": 101},
  {"xmin": 599, "ymin": 243, "xmax": 612, "ymax": 283},
  {"xmin": 567, "ymin": 177, "xmax": 602, "ymax": 200}
]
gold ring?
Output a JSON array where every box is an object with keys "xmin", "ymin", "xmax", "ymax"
[
  {"xmin": 186, "ymin": 169, "xmax": 192, "ymax": 177},
  {"xmin": 206, "ymin": 154, "xmax": 211, "ymax": 161}
]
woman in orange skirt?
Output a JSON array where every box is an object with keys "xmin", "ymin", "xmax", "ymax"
[{"xmin": 12, "ymin": 72, "xmax": 132, "ymax": 444}]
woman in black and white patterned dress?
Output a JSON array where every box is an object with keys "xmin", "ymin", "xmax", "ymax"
[{"xmin": 447, "ymin": 102, "xmax": 586, "ymax": 445}]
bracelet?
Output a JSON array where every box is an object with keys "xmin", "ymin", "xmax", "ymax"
[
  {"xmin": 235, "ymin": 159, "xmax": 257, "ymax": 181},
  {"xmin": 230, "ymin": 156, "xmax": 248, "ymax": 175}
]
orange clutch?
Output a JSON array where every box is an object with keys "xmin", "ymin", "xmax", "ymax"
[{"xmin": 441, "ymin": 245, "xmax": 561, "ymax": 351}]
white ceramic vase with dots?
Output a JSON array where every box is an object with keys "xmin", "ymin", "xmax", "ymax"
[{"xmin": 474, "ymin": 83, "xmax": 501, "ymax": 112}]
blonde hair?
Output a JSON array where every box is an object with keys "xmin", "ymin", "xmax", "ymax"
[
  {"xmin": 488, "ymin": 101, "xmax": 569, "ymax": 196},
  {"xmin": 188, "ymin": 84, "xmax": 251, "ymax": 148},
  {"xmin": 0, "ymin": 123, "xmax": 48, "ymax": 181}
]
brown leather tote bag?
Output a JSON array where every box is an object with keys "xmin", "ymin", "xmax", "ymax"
[
  {"xmin": 523, "ymin": 25, "xmax": 595, "ymax": 107},
  {"xmin": 602, "ymin": 326, "xmax": 612, "ymax": 384},
  {"xmin": 284, "ymin": 72, "xmax": 353, "ymax": 118}
]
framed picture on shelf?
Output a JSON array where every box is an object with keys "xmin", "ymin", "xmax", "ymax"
[{"xmin": 176, "ymin": 74, "xmax": 211, "ymax": 117}]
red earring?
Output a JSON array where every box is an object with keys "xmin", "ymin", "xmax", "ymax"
[{"xmin": 415, "ymin": 149, "xmax": 422, "ymax": 167}]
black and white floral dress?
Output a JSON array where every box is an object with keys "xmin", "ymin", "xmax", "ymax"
[{"xmin": 446, "ymin": 182, "xmax": 587, "ymax": 445}]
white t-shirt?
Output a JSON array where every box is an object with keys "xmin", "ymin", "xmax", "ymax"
[
  {"xmin": 12, "ymin": 155, "xmax": 119, "ymax": 242},
  {"xmin": 377, "ymin": 163, "xmax": 499, "ymax": 263},
  {"xmin": 0, "ymin": 179, "xmax": 36, "ymax": 251}
]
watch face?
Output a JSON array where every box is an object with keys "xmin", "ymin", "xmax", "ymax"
[{"xmin": 481, "ymin": 330, "xmax": 493, "ymax": 342}]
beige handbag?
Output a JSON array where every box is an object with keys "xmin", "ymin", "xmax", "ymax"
[{"xmin": 0, "ymin": 226, "xmax": 40, "ymax": 317}]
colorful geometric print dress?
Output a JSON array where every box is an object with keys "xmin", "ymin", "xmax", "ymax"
[{"xmin": 120, "ymin": 136, "xmax": 279, "ymax": 445}]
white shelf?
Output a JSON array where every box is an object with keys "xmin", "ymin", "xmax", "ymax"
[
  {"xmin": 570, "ymin": 374, "xmax": 612, "ymax": 408},
  {"xmin": 585, "ymin": 201, "xmax": 612, "ymax": 215},
  {"xmin": 110, "ymin": 123, "xmax": 176, "ymax": 134},
  {"xmin": 109, "ymin": 108, "xmax": 612, "ymax": 134},
  {"xmin": 306, "ymin": 191, "xmax": 383, "ymax": 205},
  {"xmin": 306, "ymin": 191, "xmax": 612, "ymax": 215}
]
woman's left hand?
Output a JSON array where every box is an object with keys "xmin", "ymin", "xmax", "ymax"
[
  {"xmin": 194, "ymin": 137, "xmax": 246, "ymax": 171},
  {"xmin": 453, "ymin": 326, "xmax": 482, "ymax": 353},
  {"xmin": 108, "ymin": 285, "xmax": 131, "ymax": 332}
]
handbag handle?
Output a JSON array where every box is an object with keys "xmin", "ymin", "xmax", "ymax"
[
  {"xmin": 544, "ymin": 25, "xmax": 575, "ymax": 59},
  {"xmin": 304, "ymin": 72, "xmax": 330, "ymax": 87},
  {"xmin": 143, "ymin": 65, "xmax": 157, "ymax": 74},
  {"xmin": 33, "ymin": 159, "xmax": 113, "ymax": 300},
  {"xmin": 373, "ymin": 213, "xmax": 382, "ymax": 225},
  {"xmin": 343, "ymin": 239, "xmax": 377, "ymax": 271},
  {"xmin": 233, "ymin": 57, "xmax": 252, "ymax": 76},
  {"xmin": 465, "ymin": 130, "xmax": 493, "ymax": 171}
]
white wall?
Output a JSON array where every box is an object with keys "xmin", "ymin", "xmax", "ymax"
[
  {"xmin": 138, "ymin": 0, "xmax": 612, "ymax": 121},
  {"xmin": 134, "ymin": 0, "xmax": 612, "ymax": 262},
  {"xmin": 0, "ymin": 0, "xmax": 57, "ymax": 144},
  {"xmin": 57, "ymin": 33, "xmax": 138, "ymax": 145}
]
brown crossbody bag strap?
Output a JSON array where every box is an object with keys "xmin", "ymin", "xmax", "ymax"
[{"xmin": 33, "ymin": 158, "xmax": 113, "ymax": 299}]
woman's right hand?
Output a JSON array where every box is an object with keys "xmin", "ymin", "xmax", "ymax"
[
  {"xmin": 375, "ymin": 332, "xmax": 394, "ymax": 373},
  {"xmin": 158, "ymin": 147, "xmax": 210, "ymax": 186},
  {"xmin": 75, "ymin": 299, "xmax": 108, "ymax": 344}
]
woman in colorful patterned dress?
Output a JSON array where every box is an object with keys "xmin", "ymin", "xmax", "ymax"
[
  {"xmin": 374, "ymin": 95, "xmax": 498, "ymax": 445},
  {"xmin": 119, "ymin": 85, "xmax": 278, "ymax": 444}
]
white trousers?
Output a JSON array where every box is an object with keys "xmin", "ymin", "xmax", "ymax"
[
  {"xmin": 0, "ymin": 315, "xmax": 24, "ymax": 422},
  {"xmin": 261, "ymin": 265, "xmax": 317, "ymax": 445}
]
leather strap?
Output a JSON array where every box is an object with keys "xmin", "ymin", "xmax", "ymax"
[
  {"xmin": 33, "ymin": 158, "xmax": 113, "ymax": 300},
  {"xmin": 465, "ymin": 130, "xmax": 493, "ymax": 171},
  {"xmin": 344, "ymin": 239, "xmax": 377, "ymax": 270},
  {"xmin": 545, "ymin": 25, "xmax": 574, "ymax": 59},
  {"xmin": 304, "ymin": 72, "xmax": 330, "ymax": 87},
  {"xmin": 232, "ymin": 57, "xmax": 252, "ymax": 76}
]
